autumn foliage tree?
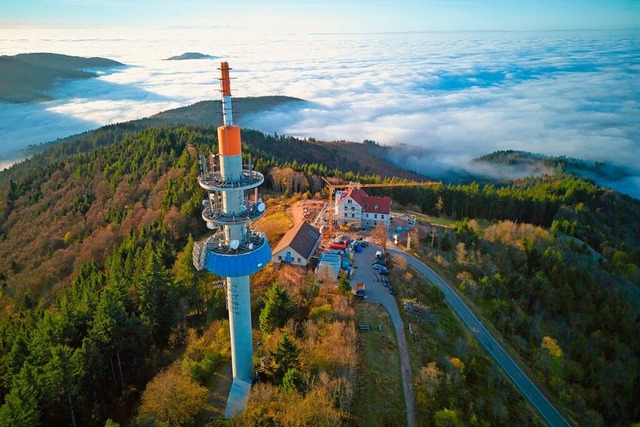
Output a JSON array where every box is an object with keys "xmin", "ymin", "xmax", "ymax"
[{"xmin": 136, "ymin": 365, "xmax": 208, "ymax": 427}]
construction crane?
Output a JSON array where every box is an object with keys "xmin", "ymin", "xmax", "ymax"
[{"xmin": 321, "ymin": 177, "xmax": 441, "ymax": 237}]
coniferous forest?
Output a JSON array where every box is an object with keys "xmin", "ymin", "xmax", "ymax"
[{"xmin": 0, "ymin": 124, "xmax": 639, "ymax": 425}]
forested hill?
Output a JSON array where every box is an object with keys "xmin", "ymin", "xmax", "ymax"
[
  {"xmin": 0, "ymin": 53, "xmax": 124, "ymax": 103},
  {"xmin": 0, "ymin": 125, "xmax": 426, "ymax": 425},
  {"xmin": 15, "ymin": 95, "xmax": 305, "ymax": 163},
  {"xmin": 477, "ymin": 149, "xmax": 627, "ymax": 175},
  {"xmin": 1, "ymin": 125, "xmax": 639, "ymax": 307},
  {"xmin": 0, "ymin": 124, "xmax": 638, "ymax": 425},
  {"xmin": 477, "ymin": 150, "xmax": 639, "ymax": 186},
  {"xmin": 145, "ymin": 95, "xmax": 304, "ymax": 126},
  {"xmin": 0, "ymin": 125, "xmax": 423, "ymax": 307}
]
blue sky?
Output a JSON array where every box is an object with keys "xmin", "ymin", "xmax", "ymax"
[{"xmin": 2, "ymin": 0, "xmax": 639, "ymax": 32}]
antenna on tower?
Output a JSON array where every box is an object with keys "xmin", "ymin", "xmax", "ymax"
[
  {"xmin": 219, "ymin": 61, "xmax": 234, "ymax": 126},
  {"xmin": 200, "ymin": 154, "xmax": 208, "ymax": 175},
  {"xmin": 209, "ymin": 153, "xmax": 216, "ymax": 173}
]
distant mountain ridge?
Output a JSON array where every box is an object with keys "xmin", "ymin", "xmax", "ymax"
[
  {"xmin": 0, "ymin": 52, "xmax": 124, "ymax": 103},
  {"xmin": 165, "ymin": 52, "xmax": 218, "ymax": 60},
  {"xmin": 476, "ymin": 149, "xmax": 638, "ymax": 184}
]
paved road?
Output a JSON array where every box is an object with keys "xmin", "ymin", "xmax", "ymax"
[
  {"xmin": 351, "ymin": 244, "xmax": 416, "ymax": 427},
  {"xmin": 351, "ymin": 244, "xmax": 403, "ymax": 327},
  {"xmin": 386, "ymin": 245, "xmax": 570, "ymax": 427}
]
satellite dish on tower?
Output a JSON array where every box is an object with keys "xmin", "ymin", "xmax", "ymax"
[
  {"xmin": 257, "ymin": 202, "xmax": 265, "ymax": 213},
  {"xmin": 240, "ymin": 204, "xmax": 246, "ymax": 211},
  {"xmin": 206, "ymin": 222, "xmax": 215, "ymax": 230},
  {"xmin": 202, "ymin": 199, "xmax": 209, "ymax": 207},
  {"xmin": 230, "ymin": 239, "xmax": 240, "ymax": 250}
]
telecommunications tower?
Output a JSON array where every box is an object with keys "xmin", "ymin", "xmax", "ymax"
[{"xmin": 193, "ymin": 62, "xmax": 271, "ymax": 416}]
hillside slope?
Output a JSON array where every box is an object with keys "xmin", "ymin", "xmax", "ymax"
[
  {"xmin": 10, "ymin": 95, "xmax": 305, "ymax": 169},
  {"xmin": 476, "ymin": 150, "xmax": 640, "ymax": 199},
  {"xmin": 145, "ymin": 96, "xmax": 304, "ymax": 126},
  {"xmin": 0, "ymin": 123, "xmax": 638, "ymax": 425},
  {"xmin": 0, "ymin": 125, "xmax": 425, "ymax": 309},
  {"xmin": 0, "ymin": 53, "xmax": 124, "ymax": 103}
]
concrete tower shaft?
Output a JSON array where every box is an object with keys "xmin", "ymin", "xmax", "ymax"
[{"xmin": 193, "ymin": 62, "xmax": 271, "ymax": 417}]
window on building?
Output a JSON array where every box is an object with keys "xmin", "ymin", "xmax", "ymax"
[
  {"xmin": 374, "ymin": 214, "xmax": 378, "ymax": 219},
  {"xmin": 374, "ymin": 221, "xmax": 377, "ymax": 226},
  {"xmin": 348, "ymin": 199, "xmax": 352, "ymax": 204},
  {"xmin": 278, "ymin": 256, "xmax": 282, "ymax": 261},
  {"xmin": 352, "ymin": 213, "xmax": 355, "ymax": 218},
  {"xmin": 297, "ymin": 258, "xmax": 301, "ymax": 263}
]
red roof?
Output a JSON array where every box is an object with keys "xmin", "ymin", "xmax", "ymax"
[
  {"xmin": 361, "ymin": 195, "xmax": 391, "ymax": 215},
  {"xmin": 337, "ymin": 187, "xmax": 368, "ymax": 206}
]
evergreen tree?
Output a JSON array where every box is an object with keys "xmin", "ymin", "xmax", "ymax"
[
  {"xmin": 0, "ymin": 364, "xmax": 40, "ymax": 427},
  {"xmin": 172, "ymin": 236, "xmax": 200, "ymax": 313},
  {"xmin": 281, "ymin": 367, "xmax": 306, "ymax": 394},
  {"xmin": 41, "ymin": 345, "xmax": 81, "ymax": 427},
  {"xmin": 136, "ymin": 251, "xmax": 173, "ymax": 342},
  {"xmin": 89, "ymin": 288, "xmax": 130, "ymax": 392},
  {"xmin": 259, "ymin": 283, "xmax": 295, "ymax": 333},
  {"xmin": 271, "ymin": 334, "xmax": 300, "ymax": 380}
]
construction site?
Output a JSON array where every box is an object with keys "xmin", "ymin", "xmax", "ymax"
[{"xmin": 271, "ymin": 180, "xmax": 436, "ymax": 281}]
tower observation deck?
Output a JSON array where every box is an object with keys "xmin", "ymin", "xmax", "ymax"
[{"xmin": 193, "ymin": 62, "xmax": 271, "ymax": 417}]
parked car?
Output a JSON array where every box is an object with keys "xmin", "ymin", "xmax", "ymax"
[
  {"xmin": 388, "ymin": 285, "xmax": 397, "ymax": 295},
  {"xmin": 381, "ymin": 276, "xmax": 390, "ymax": 288},
  {"xmin": 372, "ymin": 264, "xmax": 389, "ymax": 275},
  {"xmin": 328, "ymin": 240, "xmax": 349, "ymax": 250},
  {"xmin": 352, "ymin": 282, "xmax": 365, "ymax": 299}
]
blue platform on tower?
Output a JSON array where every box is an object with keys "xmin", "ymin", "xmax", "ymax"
[{"xmin": 204, "ymin": 240, "xmax": 272, "ymax": 277}]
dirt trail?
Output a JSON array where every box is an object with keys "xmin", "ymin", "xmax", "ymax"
[
  {"xmin": 196, "ymin": 359, "xmax": 233, "ymax": 424},
  {"xmin": 395, "ymin": 327, "xmax": 417, "ymax": 427}
]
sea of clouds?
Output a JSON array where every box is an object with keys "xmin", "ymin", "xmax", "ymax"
[{"xmin": 1, "ymin": 27, "xmax": 639, "ymax": 197}]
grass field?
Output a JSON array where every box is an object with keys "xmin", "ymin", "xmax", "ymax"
[
  {"xmin": 351, "ymin": 303, "xmax": 406, "ymax": 426},
  {"xmin": 253, "ymin": 205, "xmax": 294, "ymax": 244},
  {"xmin": 413, "ymin": 213, "xmax": 457, "ymax": 228}
]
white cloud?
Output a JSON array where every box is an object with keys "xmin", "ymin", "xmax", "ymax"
[{"xmin": 1, "ymin": 27, "xmax": 639, "ymax": 196}]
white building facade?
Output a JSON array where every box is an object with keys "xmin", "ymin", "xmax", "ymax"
[
  {"xmin": 334, "ymin": 185, "xmax": 391, "ymax": 229},
  {"xmin": 334, "ymin": 187, "xmax": 366, "ymax": 224}
]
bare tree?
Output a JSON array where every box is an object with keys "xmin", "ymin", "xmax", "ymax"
[{"xmin": 371, "ymin": 222, "xmax": 388, "ymax": 253}]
